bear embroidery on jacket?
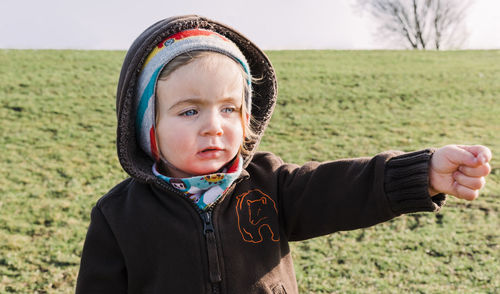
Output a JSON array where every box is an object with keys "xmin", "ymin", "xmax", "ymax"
[{"xmin": 235, "ymin": 189, "xmax": 280, "ymax": 243}]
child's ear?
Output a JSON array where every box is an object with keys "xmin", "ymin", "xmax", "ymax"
[{"xmin": 243, "ymin": 113, "xmax": 250, "ymax": 137}]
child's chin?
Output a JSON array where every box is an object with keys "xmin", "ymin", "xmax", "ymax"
[
  {"xmin": 194, "ymin": 168, "xmax": 221, "ymax": 176},
  {"xmin": 191, "ymin": 164, "xmax": 225, "ymax": 175}
]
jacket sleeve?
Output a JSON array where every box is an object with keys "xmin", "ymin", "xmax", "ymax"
[
  {"xmin": 76, "ymin": 205, "xmax": 127, "ymax": 293},
  {"xmin": 275, "ymin": 149, "xmax": 446, "ymax": 241}
]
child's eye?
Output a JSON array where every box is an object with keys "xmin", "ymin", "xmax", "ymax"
[
  {"xmin": 222, "ymin": 105, "xmax": 241, "ymax": 114},
  {"xmin": 180, "ymin": 109, "xmax": 198, "ymax": 116},
  {"xmin": 221, "ymin": 107, "xmax": 235, "ymax": 114}
]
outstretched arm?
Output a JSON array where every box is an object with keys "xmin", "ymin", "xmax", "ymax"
[{"xmin": 429, "ymin": 145, "xmax": 492, "ymax": 200}]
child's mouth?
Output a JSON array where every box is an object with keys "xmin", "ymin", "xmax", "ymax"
[
  {"xmin": 203, "ymin": 148, "xmax": 218, "ymax": 152},
  {"xmin": 198, "ymin": 147, "xmax": 224, "ymax": 158},
  {"xmin": 201, "ymin": 146, "xmax": 223, "ymax": 152}
]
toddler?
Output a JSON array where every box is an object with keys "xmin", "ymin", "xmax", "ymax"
[{"xmin": 76, "ymin": 15, "xmax": 492, "ymax": 293}]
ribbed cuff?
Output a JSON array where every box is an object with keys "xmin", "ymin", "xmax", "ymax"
[{"xmin": 384, "ymin": 149, "xmax": 446, "ymax": 215}]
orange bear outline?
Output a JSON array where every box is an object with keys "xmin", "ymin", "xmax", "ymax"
[{"xmin": 235, "ymin": 189, "xmax": 280, "ymax": 243}]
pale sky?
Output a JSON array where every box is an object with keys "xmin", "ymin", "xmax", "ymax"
[{"xmin": 0, "ymin": 0, "xmax": 499, "ymax": 50}]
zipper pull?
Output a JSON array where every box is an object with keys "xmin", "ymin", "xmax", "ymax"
[
  {"xmin": 202, "ymin": 211, "xmax": 214, "ymax": 234},
  {"xmin": 201, "ymin": 211, "xmax": 222, "ymax": 284}
]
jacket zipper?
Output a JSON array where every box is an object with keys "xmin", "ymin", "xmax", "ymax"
[
  {"xmin": 198, "ymin": 178, "xmax": 246, "ymax": 294},
  {"xmin": 155, "ymin": 175, "xmax": 248, "ymax": 293},
  {"xmin": 201, "ymin": 210, "xmax": 222, "ymax": 293}
]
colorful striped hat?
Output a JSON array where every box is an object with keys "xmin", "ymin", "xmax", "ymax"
[{"xmin": 135, "ymin": 28, "xmax": 252, "ymax": 161}]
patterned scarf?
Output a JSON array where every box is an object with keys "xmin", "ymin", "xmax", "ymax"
[{"xmin": 153, "ymin": 156, "xmax": 243, "ymax": 210}]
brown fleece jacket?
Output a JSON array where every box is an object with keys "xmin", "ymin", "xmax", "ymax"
[
  {"xmin": 76, "ymin": 15, "xmax": 445, "ymax": 293},
  {"xmin": 76, "ymin": 151, "xmax": 445, "ymax": 293}
]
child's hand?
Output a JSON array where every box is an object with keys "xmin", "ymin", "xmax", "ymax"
[{"xmin": 429, "ymin": 145, "xmax": 492, "ymax": 200}]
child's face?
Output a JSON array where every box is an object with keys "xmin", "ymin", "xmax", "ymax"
[{"xmin": 156, "ymin": 54, "xmax": 246, "ymax": 177}]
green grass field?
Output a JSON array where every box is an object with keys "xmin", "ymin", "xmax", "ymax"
[{"xmin": 0, "ymin": 49, "xmax": 499, "ymax": 293}]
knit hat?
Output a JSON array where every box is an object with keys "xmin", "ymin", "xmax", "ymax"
[{"xmin": 135, "ymin": 28, "xmax": 252, "ymax": 161}]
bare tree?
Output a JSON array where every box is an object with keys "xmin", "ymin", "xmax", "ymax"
[{"xmin": 356, "ymin": 0, "xmax": 473, "ymax": 50}]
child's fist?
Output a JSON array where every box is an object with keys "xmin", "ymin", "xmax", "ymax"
[{"xmin": 429, "ymin": 145, "xmax": 492, "ymax": 200}]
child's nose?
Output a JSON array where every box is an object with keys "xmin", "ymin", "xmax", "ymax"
[{"xmin": 201, "ymin": 111, "xmax": 224, "ymax": 136}]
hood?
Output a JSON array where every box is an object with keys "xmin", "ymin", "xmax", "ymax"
[{"xmin": 116, "ymin": 15, "xmax": 277, "ymax": 183}]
